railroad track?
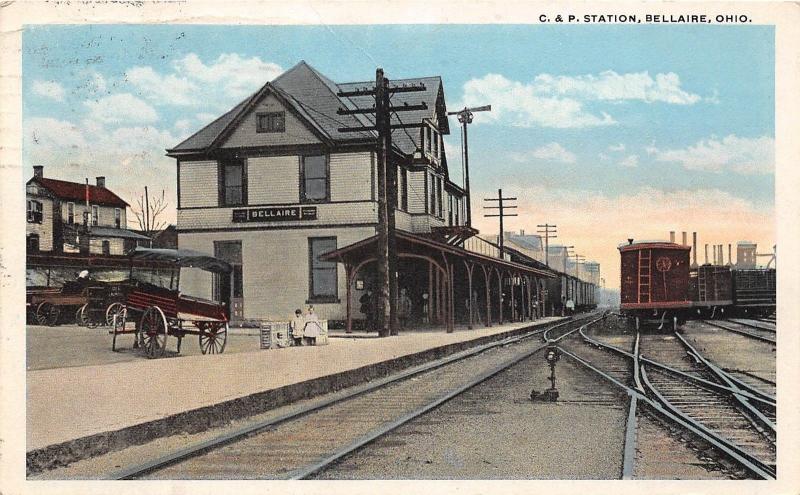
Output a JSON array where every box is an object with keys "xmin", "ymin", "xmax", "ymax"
[
  {"xmin": 701, "ymin": 319, "xmax": 776, "ymax": 344},
  {"xmin": 104, "ymin": 314, "xmax": 601, "ymax": 480},
  {"xmin": 553, "ymin": 315, "xmax": 776, "ymax": 480},
  {"xmin": 728, "ymin": 318, "xmax": 776, "ymax": 332}
]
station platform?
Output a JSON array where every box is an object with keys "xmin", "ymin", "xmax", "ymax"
[{"xmin": 26, "ymin": 317, "xmax": 564, "ymax": 470}]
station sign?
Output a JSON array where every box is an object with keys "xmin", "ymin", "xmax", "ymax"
[{"xmin": 232, "ymin": 206, "xmax": 318, "ymax": 223}]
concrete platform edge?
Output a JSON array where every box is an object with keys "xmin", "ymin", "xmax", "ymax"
[{"xmin": 26, "ymin": 318, "xmax": 564, "ymax": 475}]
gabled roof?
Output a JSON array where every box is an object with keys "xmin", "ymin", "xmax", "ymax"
[
  {"xmin": 167, "ymin": 61, "xmax": 448, "ymax": 158},
  {"xmin": 28, "ymin": 177, "xmax": 129, "ymax": 207}
]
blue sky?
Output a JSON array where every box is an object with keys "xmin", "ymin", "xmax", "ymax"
[{"xmin": 22, "ymin": 24, "xmax": 775, "ymax": 284}]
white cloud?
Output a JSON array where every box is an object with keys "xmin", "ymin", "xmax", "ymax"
[
  {"xmin": 511, "ymin": 142, "xmax": 576, "ymax": 164},
  {"xmin": 645, "ymin": 145, "xmax": 659, "ymax": 155},
  {"xmin": 532, "ymin": 70, "xmax": 701, "ymax": 105},
  {"xmin": 459, "ymin": 73, "xmax": 616, "ymax": 128},
  {"xmin": 126, "ymin": 53, "xmax": 284, "ymax": 109},
  {"xmin": 25, "ymin": 117, "xmax": 86, "ymax": 149},
  {"xmin": 608, "ymin": 143, "xmax": 626, "ymax": 152},
  {"xmin": 126, "ymin": 66, "xmax": 197, "ymax": 106},
  {"xmin": 32, "ymin": 80, "xmax": 65, "ymax": 102},
  {"xmin": 598, "ymin": 152, "xmax": 610, "ymax": 162},
  {"xmin": 619, "ymin": 154, "xmax": 639, "ymax": 168},
  {"xmin": 84, "ymin": 93, "xmax": 159, "ymax": 124},
  {"xmin": 655, "ymin": 134, "xmax": 774, "ymax": 175}
]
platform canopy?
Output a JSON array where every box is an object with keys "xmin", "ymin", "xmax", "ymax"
[
  {"xmin": 321, "ymin": 230, "xmax": 556, "ymax": 333},
  {"xmin": 129, "ymin": 247, "xmax": 232, "ymax": 273},
  {"xmin": 320, "ymin": 230, "xmax": 556, "ymax": 278}
]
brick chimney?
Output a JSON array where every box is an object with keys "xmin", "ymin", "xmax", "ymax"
[
  {"xmin": 33, "ymin": 165, "xmax": 43, "ymax": 179},
  {"xmin": 96, "ymin": 176, "xmax": 106, "ymax": 188}
]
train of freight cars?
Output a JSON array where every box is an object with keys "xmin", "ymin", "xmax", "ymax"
[
  {"xmin": 618, "ymin": 240, "xmax": 775, "ymax": 330},
  {"xmin": 543, "ymin": 272, "xmax": 597, "ymax": 316}
]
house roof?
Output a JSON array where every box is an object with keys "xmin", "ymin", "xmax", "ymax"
[
  {"xmin": 89, "ymin": 227, "xmax": 151, "ymax": 240},
  {"xmin": 167, "ymin": 61, "xmax": 448, "ymax": 157},
  {"xmin": 28, "ymin": 177, "xmax": 129, "ymax": 207}
]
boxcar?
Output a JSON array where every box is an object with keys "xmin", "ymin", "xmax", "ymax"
[
  {"xmin": 619, "ymin": 240, "xmax": 692, "ymax": 329},
  {"xmin": 731, "ymin": 268, "xmax": 776, "ymax": 316}
]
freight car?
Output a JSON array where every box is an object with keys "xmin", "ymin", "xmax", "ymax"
[
  {"xmin": 619, "ymin": 240, "xmax": 692, "ymax": 330},
  {"xmin": 620, "ymin": 239, "xmax": 776, "ymax": 327},
  {"xmin": 543, "ymin": 273, "xmax": 597, "ymax": 316}
]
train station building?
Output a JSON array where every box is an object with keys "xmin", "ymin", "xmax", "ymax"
[{"xmin": 170, "ymin": 61, "xmax": 556, "ymax": 328}]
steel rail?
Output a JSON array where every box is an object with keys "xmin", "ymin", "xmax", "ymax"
[
  {"xmin": 290, "ymin": 315, "xmax": 606, "ymax": 479},
  {"xmin": 701, "ymin": 320, "xmax": 776, "ymax": 344},
  {"xmin": 579, "ymin": 328, "xmax": 775, "ymax": 408},
  {"xmin": 640, "ymin": 366, "xmax": 775, "ymax": 480},
  {"xmin": 673, "ymin": 332, "xmax": 776, "ymax": 436},
  {"xmin": 105, "ymin": 315, "xmax": 592, "ymax": 480},
  {"xmin": 621, "ymin": 332, "xmax": 642, "ymax": 479},
  {"xmin": 558, "ymin": 347, "xmax": 775, "ymax": 480},
  {"xmin": 728, "ymin": 318, "xmax": 776, "ymax": 333}
]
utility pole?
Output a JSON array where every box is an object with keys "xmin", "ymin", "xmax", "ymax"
[
  {"xmin": 447, "ymin": 105, "xmax": 491, "ymax": 227},
  {"xmin": 337, "ymin": 69, "xmax": 427, "ymax": 337},
  {"xmin": 537, "ymin": 224, "xmax": 557, "ymax": 267},
  {"xmin": 483, "ymin": 189, "xmax": 517, "ymax": 257}
]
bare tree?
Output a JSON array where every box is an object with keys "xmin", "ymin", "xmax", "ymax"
[{"xmin": 133, "ymin": 186, "xmax": 168, "ymax": 239}]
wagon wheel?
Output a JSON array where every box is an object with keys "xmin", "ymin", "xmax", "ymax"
[
  {"xmin": 75, "ymin": 305, "xmax": 87, "ymax": 326},
  {"xmin": 105, "ymin": 302, "xmax": 126, "ymax": 327},
  {"xmin": 198, "ymin": 321, "xmax": 228, "ymax": 355},
  {"xmin": 111, "ymin": 306, "xmax": 128, "ymax": 352},
  {"xmin": 139, "ymin": 306, "xmax": 169, "ymax": 358},
  {"xmin": 36, "ymin": 302, "xmax": 60, "ymax": 326}
]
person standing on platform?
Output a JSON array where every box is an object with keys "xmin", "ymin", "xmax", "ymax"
[
  {"xmin": 399, "ymin": 288, "xmax": 412, "ymax": 330},
  {"xmin": 304, "ymin": 306, "xmax": 320, "ymax": 345},
  {"xmin": 290, "ymin": 309, "xmax": 305, "ymax": 346},
  {"xmin": 359, "ymin": 289, "xmax": 375, "ymax": 331}
]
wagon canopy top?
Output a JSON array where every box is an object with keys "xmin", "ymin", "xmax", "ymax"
[{"xmin": 129, "ymin": 247, "xmax": 232, "ymax": 273}]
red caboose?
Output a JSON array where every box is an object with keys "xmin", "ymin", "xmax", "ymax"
[{"xmin": 619, "ymin": 240, "xmax": 691, "ymax": 329}]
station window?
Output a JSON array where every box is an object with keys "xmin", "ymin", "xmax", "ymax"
[
  {"xmin": 426, "ymin": 126, "xmax": 432, "ymax": 152},
  {"xmin": 114, "ymin": 208, "xmax": 121, "ymax": 228},
  {"xmin": 400, "ymin": 168, "xmax": 408, "ymax": 211},
  {"xmin": 67, "ymin": 202, "xmax": 74, "ymax": 225},
  {"xmin": 92, "ymin": 205, "xmax": 99, "ymax": 226},
  {"xmin": 27, "ymin": 234, "xmax": 40, "ymax": 252},
  {"xmin": 256, "ymin": 111, "xmax": 285, "ymax": 133},
  {"xmin": 220, "ymin": 159, "xmax": 246, "ymax": 207},
  {"xmin": 301, "ymin": 155, "xmax": 329, "ymax": 202},
  {"xmin": 436, "ymin": 177, "xmax": 443, "ymax": 218},
  {"xmin": 309, "ymin": 237, "xmax": 338, "ymax": 301},
  {"xmin": 429, "ymin": 173, "xmax": 436, "ymax": 215},
  {"xmin": 102, "ymin": 240, "xmax": 110, "ymax": 255},
  {"xmin": 433, "ymin": 129, "xmax": 439, "ymax": 157},
  {"xmin": 27, "ymin": 200, "xmax": 43, "ymax": 223}
]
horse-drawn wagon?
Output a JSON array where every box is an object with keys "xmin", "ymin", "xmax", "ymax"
[{"xmin": 111, "ymin": 247, "xmax": 232, "ymax": 358}]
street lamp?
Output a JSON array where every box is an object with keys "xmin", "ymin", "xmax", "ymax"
[{"xmin": 447, "ymin": 105, "xmax": 491, "ymax": 226}]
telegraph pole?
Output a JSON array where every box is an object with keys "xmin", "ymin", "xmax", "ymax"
[
  {"xmin": 483, "ymin": 189, "xmax": 517, "ymax": 257},
  {"xmin": 337, "ymin": 69, "xmax": 427, "ymax": 337},
  {"xmin": 447, "ymin": 105, "xmax": 491, "ymax": 226},
  {"xmin": 537, "ymin": 224, "xmax": 557, "ymax": 267}
]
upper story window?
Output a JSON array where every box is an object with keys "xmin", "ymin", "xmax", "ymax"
[
  {"xmin": 428, "ymin": 173, "xmax": 435, "ymax": 215},
  {"xmin": 27, "ymin": 200, "xmax": 43, "ymax": 224},
  {"xmin": 425, "ymin": 127, "xmax": 432, "ymax": 152},
  {"xmin": 436, "ymin": 177, "xmax": 443, "ymax": 218},
  {"xmin": 301, "ymin": 155, "xmax": 329, "ymax": 203},
  {"xmin": 433, "ymin": 129, "xmax": 439, "ymax": 158},
  {"xmin": 67, "ymin": 202, "xmax": 74, "ymax": 225},
  {"xmin": 114, "ymin": 208, "xmax": 121, "ymax": 228},
  {"xmin": 400, "ymin": 168, "xmax": 408, "ymax": 211},
  {"xmin": 256, "ymin": 112, "xmax": 285, "ymax": 133},
  {"xmin": 220, "ymin": 159, "xmax": 245, "ymax": 207},
  {"xmin": 91, "ymin": 205, "xmax": 99, "ymax": 226}
]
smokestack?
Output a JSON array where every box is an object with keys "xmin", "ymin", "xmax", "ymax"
[
  {"xmin": 682, "ymin": 231, "xmax": 687, "ymax": 246},
  {"xmin": 96, "ymin": 176, "xmax": 106, "ymax": 188},
  {"xmin": 728, "ymin": 244, "xmax": 732, "ymax": 266},
  {"xmin": 692, "ymin": 232, "xmax": 698, "ymax": 267},
  {"xmin": 720, "ymin": 245, "xmax": 724, "ymax": 266},
  {"xmin": 704, "ymin": 244, "xmax": 709, "ymax": 265},
  {"xmin": 520, "ymin": 229, "xmax": 524, "ymax": 236},
  {"xmin": 713, "ymin": 245, "xmax": 717, "ymax": 265},
  {"xmin": 33, "ymin": 165, "xmax": 43, "ymax": 179},
  {"xmin": 669, "ymin": 231, "xmax": 675, "ymax": 243}
]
